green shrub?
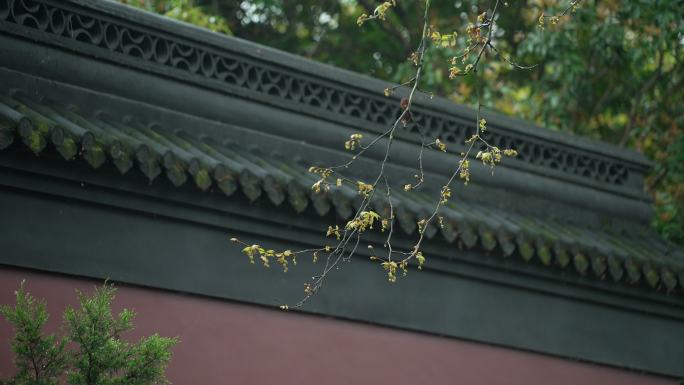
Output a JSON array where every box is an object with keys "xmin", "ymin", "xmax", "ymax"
[{"xmin": 1, "ymin": 282, "xmax": 178, "ymax": 385}]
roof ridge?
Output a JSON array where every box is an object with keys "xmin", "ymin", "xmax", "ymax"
[{"xmin": 0, "ymin": 0, "xmax": 652, "ymax": 197}]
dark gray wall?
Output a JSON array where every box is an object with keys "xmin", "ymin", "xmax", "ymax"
[{"xmin": 1, "ymin": 149, "xmax": 683, "ymax": 378}]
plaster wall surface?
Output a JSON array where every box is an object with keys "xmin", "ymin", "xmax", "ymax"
[{"xmin": 0, "ymin": 267, "xmax": 675, "ymax": 385}]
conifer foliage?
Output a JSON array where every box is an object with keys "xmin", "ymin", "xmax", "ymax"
[{"xmin": 1, "ymin": 283, "xmax": 177, "ymax": 385}]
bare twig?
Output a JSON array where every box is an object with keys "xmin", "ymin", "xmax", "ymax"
[
  {"xmin": 291, "ymin": 0, "xmax": 434, "ymax": 307},
  {"xmin": 232, "ymin": 0, "xmax": 584, "ymax": 308}
]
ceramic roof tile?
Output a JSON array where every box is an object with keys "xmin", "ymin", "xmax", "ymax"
[{"xmin": 0, "ymin": 91, "xmax": 682, "ymax": 295}]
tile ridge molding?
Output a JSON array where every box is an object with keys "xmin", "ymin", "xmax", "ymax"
[{"xmin": 0, "ymin": 0, "xmax": 652, "ymax": 189}]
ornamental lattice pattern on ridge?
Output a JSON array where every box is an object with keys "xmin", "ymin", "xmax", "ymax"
[{"xmin": 0, "ymin": 0, "xmax": 633, "ymax": 187}]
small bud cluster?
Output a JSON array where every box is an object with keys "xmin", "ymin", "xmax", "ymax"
[
  {"xmin": 431, "ymin": 30, "xmax": 458, "ymax": 48},
  {"xmin": 451, "ymin": 63, "xmax": 474, "ymax": 78},
  {"xmin": 434, "ymin": 138, "xmax": 447, "ymax": 152},
  {"xmin": 448, "ymin": 66, "xmax": 462, "ymax": 79},
  {"xmin": 381, "ymin": 217, "xmax": 390, "ymax": 232},
  {"xmin": 408, "ymin": 51, "xmax": 420, "ymax": 66},
  {"xmin": 357, "ymin": 0, "xmax": 396, "ymax": 26},
  {"xmin": 440, "ymin": 186, "xmax": 451, "ymax": 204},
  {"xmin": 459, "ymin": 159, "xmax": 471, "ymax": 185},
  {"xmin": 381, "ymin": 261, "xmax": 402, "ymax": 282},
  {"xmin": 345, "ymin": 210, "xmax": 381, "ymax": 233},
  {"xmin": 237, "ymin": 242, "xmax": 295, "ymax": 272},
  {"xmin": 312, "ymin": 246, "xmax": 332, "ymax": 263},
  {"xmin": 371, "ymin": 249, "xmax": 427, "ymax": 283},
  {"xmin": 538, "ymin": 13, "xmax": 561, "ymax": 29},
  {"xmin": 417, "ymin": 218, "xmax": 427, "ymax": 234},
  {"xmin": 357, "ymin": 181, "xmax": 374, "ymax": 197},
  {"xmin": 465, "ymin": 23, "xmax": 484, "ymax": 44},
  {"xmin": 344, "ymin": 133, "xmax": 364, "ymax": 151},
  {"xmin": 538, "ymin": 0, "xmax": 580, "ymax": 31},
  {"xmin": 476, "ymin": 147, "xmax": 518, "ymax": 168},
  {"xmin": 415, "ymin": 251, "xmax": 426, "ymax": 269},
  {"xmin": 309, "ymin": 166, "xmax": 333, "ymax": 193},
  {"xmin": 231, "ymin": 237, "xmax": 331, "ymax": 276},
  {"xmin": 326, "ymin": 225, "xmax": 341, "ymax": 240}
]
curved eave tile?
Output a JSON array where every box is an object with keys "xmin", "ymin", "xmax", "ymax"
[{"xmin": 0, "ymin": 92, "xmax": 681, "ymax": 296}]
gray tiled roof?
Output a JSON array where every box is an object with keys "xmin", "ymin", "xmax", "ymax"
[{"xmin": 1, "ymin": 90, "xmax": 682, "ymax": 294}]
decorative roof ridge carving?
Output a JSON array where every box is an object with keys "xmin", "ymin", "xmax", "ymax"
[
  {"xmin": 0, "ymin": 0, "xmax": 651, "ymax": 194},
  {"xmin": 78, "ymin": 0, "xmax": 653, "ymax": 168}
]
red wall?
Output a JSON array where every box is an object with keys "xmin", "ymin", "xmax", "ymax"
[{"xmin": 0, "ymin": 267, "xmax": 675, "ymax": 385}]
